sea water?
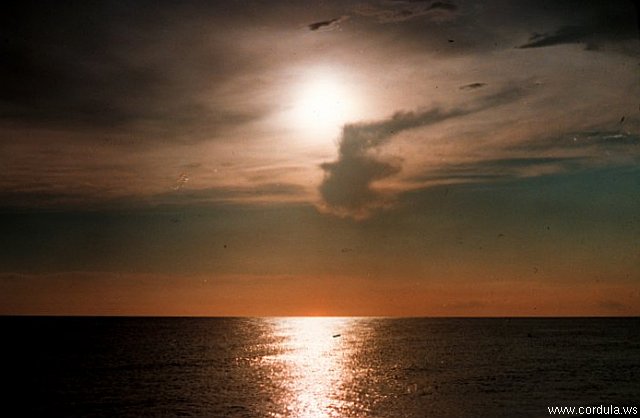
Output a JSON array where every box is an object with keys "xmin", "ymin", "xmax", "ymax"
[{"xmin": 3, "ymin": 317, "xmax": 639, "ymax": 417}]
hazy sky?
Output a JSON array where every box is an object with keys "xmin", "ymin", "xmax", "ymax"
[{"xmin": 1, "ymin": 0, "xmax": 639, "ymax": 316}]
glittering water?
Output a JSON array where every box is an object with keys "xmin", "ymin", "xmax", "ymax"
[{"xmin": 4, "ymin": 317, "xmax": 639, "ymax": 417}]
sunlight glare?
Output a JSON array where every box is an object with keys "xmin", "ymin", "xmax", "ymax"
[
  {"xmin": 290, "ymin": 70, "xmax": 360, "ymax": 144},
  {"xmin": 272, "ymin": 317, "xmax": 352, "ymax": 417}
]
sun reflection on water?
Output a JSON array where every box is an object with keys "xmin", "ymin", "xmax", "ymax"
[{"xmin": 267, "ymin": 317, "xmax": 355, "ymax": 418}]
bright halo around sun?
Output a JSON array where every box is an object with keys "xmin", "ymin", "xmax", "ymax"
[{"xmin": 290, "ymin": 69, "xmax": 360, "ymax": 144}]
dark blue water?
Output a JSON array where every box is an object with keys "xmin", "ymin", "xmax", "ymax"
[{"xmin": 3, "ymin": 317, "xmax": 639, "ymax": 417}]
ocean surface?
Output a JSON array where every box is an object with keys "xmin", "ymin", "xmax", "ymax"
[{"xmin": 3, "ymin": 317, "xmax": 639, "ymax": 417}]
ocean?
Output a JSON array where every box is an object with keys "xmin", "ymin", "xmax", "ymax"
[{"xmin": 3, "ymin": 317, "xmax": 639, "ymax": 417}]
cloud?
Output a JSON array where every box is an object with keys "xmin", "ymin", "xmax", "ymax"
[
  {"xmin": 517, "ymin": 3, "xmax": 638, "ymax": 50},
  {"xmin": 319, "ymin": 110, "xmax": 455, "ymax": 219},
  {"xmin": 0, "ymin": 182, "xmax": 308, "ymax": 212},
  {"xmin": 355, "ymin": 0, "xmax": 457, "ymax": 23},
  {"xmin": 318, "ymin": 88, "xmax": 526, "ymax": 219},
  {"xmin": 0, "ymin": 189, "xmax": 95, "ymax": 211},
  {"xmin": 424, "ymin": 1, "xmax": 457, "ymax": 12},
  {"xmin": 0, "ymin": 2, "xmax": 277, "ymax": 139},
  {"xmin": 308, "ymin": 16, "xmax": 349, "ymax": 31},
  {"xmin": 459, "ymin": 82, "xmax": 487, "ymax": 90},
  {"xmin": 407, "ymin": 130, "xmax": 640, "ymax": 190},
  {"xmin": 306, "ymin": 6, "xmax": 471, "ymax": 39},
  {"xmin": 411, "ymin": 157, "xmax": 588, "ymax": 185},
  {"xmin": 518, "ymin": 26, "xmax": 602, "ymax": 49},
  {"xmin": 154, "ymin": 183, "xmax": 308, "ymax": 206},
  {"xmin": 350, "ymin": 0, "xmax": 638, "ymax": 58},
  {"xmin": 515, "ymin": 131, "xmax": 640, "ymax": 152}
]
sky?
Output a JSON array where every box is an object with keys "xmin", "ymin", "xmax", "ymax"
[{"xmin": 1, "ymin": 0, "xmax": 639, "ymax": 316}]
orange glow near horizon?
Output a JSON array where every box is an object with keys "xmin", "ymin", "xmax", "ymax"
[{"xmin": 1, "ymin": 272, "xmax": 638, "ymax": 317}]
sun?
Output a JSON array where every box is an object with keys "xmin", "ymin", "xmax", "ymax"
[{"xmin": 290, "ymin": 69, "xmax": 360, "ymax": 144}]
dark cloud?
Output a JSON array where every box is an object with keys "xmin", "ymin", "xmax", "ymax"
[
  {"xmin": 0, "ymin": 1, "xmax": 276, "ymax": 139},
  {"xmin": 426, "ymin": 1, "xmax": 457, "ymax": 11},
  {"xmin": 2, "ymin": 0, "xmax": 636, "ymax": 140},
  {"xmin": 517, "ymin": 2, "xmax": 638, "ymax": 49},
  {"xmin": 319, "ymin": 110, "xmax": 458, "ymax": 218},
  {"xmin": 319, "ymin": 88, "xmax": 526, "ymax": 219},
  {"xmin": 308, "ymin": 16, "xmax": 348, "ymax": 31},
  {"xmin": 355, "ymin": 0, "xmax": 457, "ymax": 23},
  {"xmin": 460, "ymin": 83, "xmax": 487, "ymax": 90},
  {"xmin": 390, "ymin": 0, "xmax": 457, "ymax": 10},
  {"xmin": 361, "ymin": 0, "xmax": 639, "ymax": 58},
  {"xmin": 519, "ymin": 26, "xmax": 603, "ymax": 49}
]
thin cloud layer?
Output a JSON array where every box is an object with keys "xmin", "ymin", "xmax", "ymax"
[
  {"xmin": 407, "ymin": 130, "xmax": 640, "ymax": 191},
  {"xmin": 410, "ymin": 157, "xmax": 588, "ymax": 185},
  {"xmin": 516, "ymin": 131, "xmax": 640, "ymax": 152}
]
